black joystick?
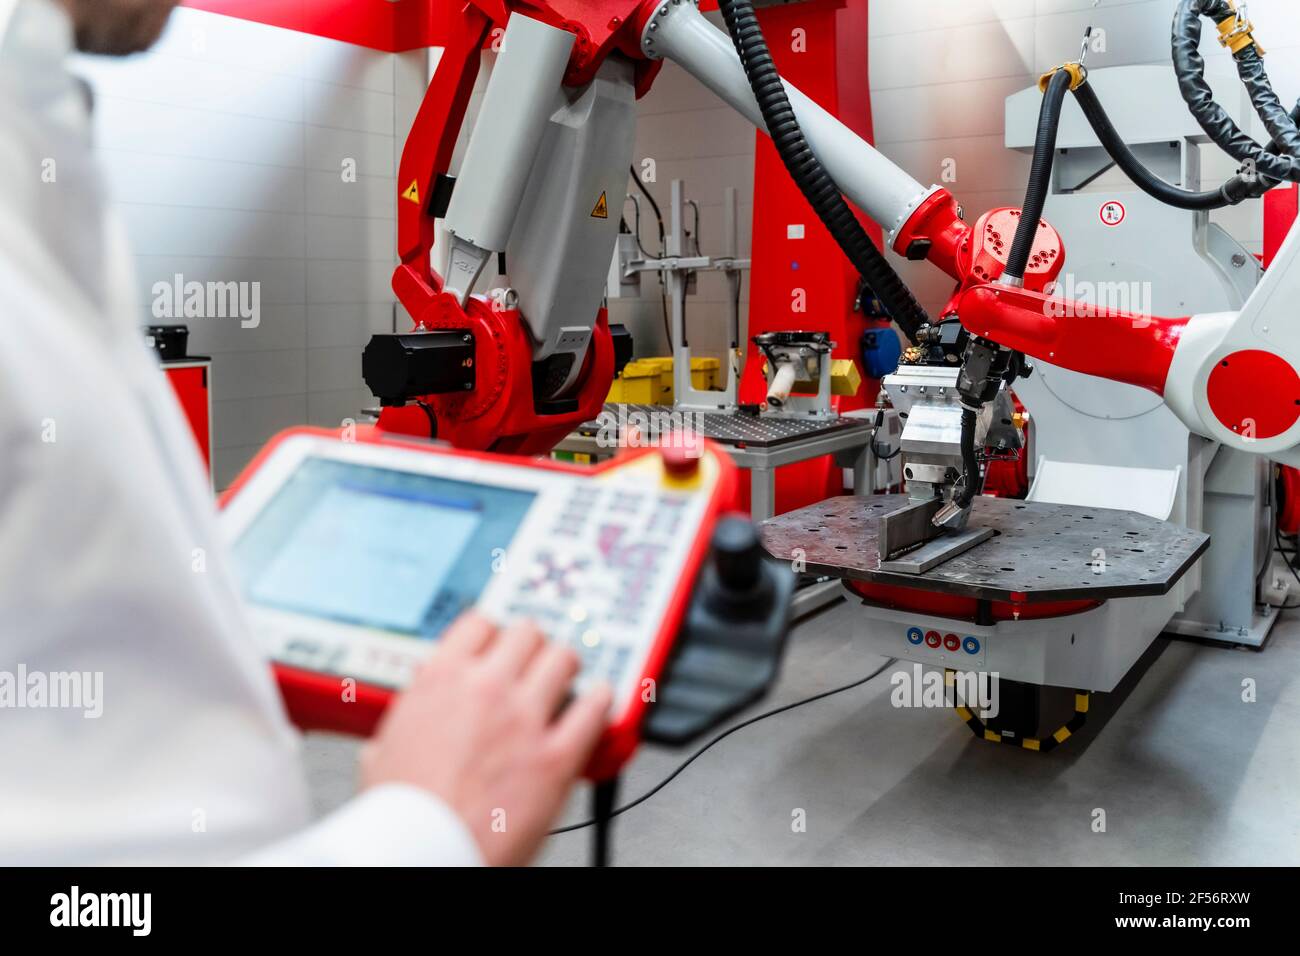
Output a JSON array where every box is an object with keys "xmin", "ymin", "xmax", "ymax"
[
  {"xmin": 644, "ymin": 516, "xmax": 796, "ymax": 745},
  {"xmin": 711, "ymin": 518, "xmax": 764, "ymax": 594},
  {"xmin": 704, "ymin": 518, "xmax": 775, "ymax": 621}
]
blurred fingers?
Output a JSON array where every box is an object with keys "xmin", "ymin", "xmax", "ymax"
[{"xmin": 545, "ymin": 681, "xmax": 613, "ymax": 778}]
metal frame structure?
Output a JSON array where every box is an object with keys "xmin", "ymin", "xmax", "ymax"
[{"xmin": 615, "ymin": 180, "xmax": 750, "ymax": 412}]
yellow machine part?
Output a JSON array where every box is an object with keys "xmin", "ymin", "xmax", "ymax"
[
  {"xmin": 607, "ymin": 356, "xmax": 721, "ymax": 404},
  {"xmin": 758, "ymin": 358, "xmax": 863, "ymax": 398},
  {"xmin": 607, "ymin": 358, "xmax": 670, "ymax": 404},
  {"xmin": 830, "ymin": 358, "xmax": 862, "ymax": 397}
]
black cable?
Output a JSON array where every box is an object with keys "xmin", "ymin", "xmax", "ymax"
[
  {"xmin": 954, "ymin": 406, "xmax": 982, "ymax": 509},
  {"xmin": 629, "ymin": 166, "xmax": 673, "ymax": 348},
  {"xmin": 679, "ymin": 278, "xmax": 689, "ymax": 348},
  {"xmin": 1004, "ymin": 68, "xmax": 1072, "ymax": 282},
  {"xmin": 1172, "ymin": 0, "xmax": 1300, "ymax": 182},
  {"xmin": 1251, "ymin": 103, "xmax": 1300, "ymax": 196},
  {"xmin": 1219, "ymin": 22, "xmax": 1300, "ymax": 159},
  {"xmin": 629, "ymin": 165, "xmax": 666, "ymax": 249},
  {"xmin": 414, "ymin": 399, "xmax": 437, "ymax": 440},
  {"xmin": 590, "ymin": 777, "xmax": 619, "ymax": 867},
  {"xmin": 549, "ymin": 657, "xmax": 897, "ymax": 836},
  {"xmin": 717, "ymin": 0, "xmax": 929, "ymax": 343},
  {"xmin": 870, "ymin": 407, "xmax": 901, "ymax": 461},
  {"xmin": 625, "ymin": 197, "xmax": 649, "ymax": 258},
  {"xmin": 873, "ymin": 443, "xmax": 902, "ymax": 461},
  {"xmin": 730, "ymin": 268, "xmax": 742, "ymax": 350},
  {"xmin": 1073, "ymin": 82, "xmax": 1258, "ymax": 209}
]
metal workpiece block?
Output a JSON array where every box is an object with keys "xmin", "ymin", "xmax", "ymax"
[
  {"xmin": 759, "ymin": 494, "xmax": 1209, "ymax": 604},
  {"xmin": 874, "ymin": 496, "xmax": 994, "ymax": 573}
]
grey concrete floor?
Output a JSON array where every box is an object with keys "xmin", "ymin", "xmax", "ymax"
[{"xmin": 301, "ymin": 598, "xmax": 1300, "ymax": 866}]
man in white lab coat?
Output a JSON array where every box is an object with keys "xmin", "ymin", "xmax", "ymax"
[{"xmin": 0, "ymin": 0, "xmax": 610, "ymax": 865}]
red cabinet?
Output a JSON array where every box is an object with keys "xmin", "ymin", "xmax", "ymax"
[{"xmin": 163, "ymin": 359, "xmax": 213, "ymax": 485}]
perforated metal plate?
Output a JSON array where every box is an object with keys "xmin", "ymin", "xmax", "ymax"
[
  {"xmin": 578, "ymin": 403, "xmax": 872, "ymax": 448},
  {"xmin": 759, "ymin": 494, "xmax": 1210, "ymax": 603}
]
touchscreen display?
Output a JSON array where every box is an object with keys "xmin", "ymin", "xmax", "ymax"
[{"xmin": 232, "ymin": 457, "xmax": 535, "ymax": 638}]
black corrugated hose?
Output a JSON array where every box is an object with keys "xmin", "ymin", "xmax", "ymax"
[
  {"xmin": 1073, "ymin": 82, "xmax": 1263, "ymax": 210},
  {"xmin": 716, "ymin": 0, "xmax": 929, "ymax": 344},
  {"xmin": 1173, "ymin": 0, "xmax": 1300, "ymax": 182},
  {"xmin": 1003, "ymin": 68, "xmax": 1072, "ymax": 283}
]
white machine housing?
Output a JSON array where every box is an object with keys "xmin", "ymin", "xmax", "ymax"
[
  {"xmin": 1006, "ymin": 64, "xmax": 1277, "ymax": 648},
  {"xmin": 845, "ymin": 65, "xmax": 1283, "ymax": 693}
]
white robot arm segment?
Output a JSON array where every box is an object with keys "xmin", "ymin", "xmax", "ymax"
[{"xmin": 641, "ymin": 1, "xmax": 939, "ymax": 246}]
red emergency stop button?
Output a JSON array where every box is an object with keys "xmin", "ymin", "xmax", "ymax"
[{"xmin": 660, "ymin": 444, "xmax": 701, "ymax": 482}]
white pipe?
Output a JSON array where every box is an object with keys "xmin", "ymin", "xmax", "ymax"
[
  {"xmin": 444, "ymin": 14, "xmax": 573, "ymax": 252},
  {"xmin": 643, "ymin": 0, "xmax": 937, "ymax": 244},
  {"xmin": 766, "ymin": 362, "xmax": 798, "ymax": 406}
]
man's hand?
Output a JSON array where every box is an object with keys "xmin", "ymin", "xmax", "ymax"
[{"xmin": 360, "ymin": 612, "xmax": 612, "ymax": 866}]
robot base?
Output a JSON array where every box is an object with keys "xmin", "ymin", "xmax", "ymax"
[
  {"xmin": 845, "ymin": 588, "xmax": 1181, "ymax": 696},
  {"xmin": 762, "ymin": 494, "xmax": 1210, "ymax": 749},
  {"xmin": 846, "ymin": 592, "xmax": 1188, "ymax": 750},
  {"xmin": 1165, "ymin": 603, "xmax": 1279, "ymax": 649}
]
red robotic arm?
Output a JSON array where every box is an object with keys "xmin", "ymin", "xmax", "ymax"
[
  {"xmin": 381, "ymin": 0, "xmax": 1299, "ymax": 463},
  {"xmin": 382, "ymin": 0, "xmax": 664, "ymax": 454}
]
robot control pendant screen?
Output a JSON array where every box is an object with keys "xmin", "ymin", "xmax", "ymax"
[
  {"xmin": 225, "ymin": 430, "xmax": 726, "ymax": 724},
  {"xmin": 233, "ymin": 458, "xmax": 536, "ymax": 643}
]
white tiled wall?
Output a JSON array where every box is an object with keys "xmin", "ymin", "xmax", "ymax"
[{"xmin": 74, "ymin": 8, "xmax": 417, "ymax": 488}]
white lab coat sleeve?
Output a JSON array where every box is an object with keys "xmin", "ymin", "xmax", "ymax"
[
  {"xmin": 0, "ymin": 0, "xmax": 495, "ymax": 868},
  {"xmin": 240, "ymin": 785, "xmax": 484, "ymax": 867}
]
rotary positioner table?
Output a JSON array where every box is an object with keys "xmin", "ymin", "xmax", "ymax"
[{"xmin": 759, "ymin": 495, "xmax": 1210, "ymax": 749}]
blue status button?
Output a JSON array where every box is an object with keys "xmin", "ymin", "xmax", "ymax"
[
  {"xmin": 962, "ymin": 636, "xmax": 981, "ymax": 655},
  {"xmin": 906, "ymin": 626, "xmax": 925, "ymax": 646}
]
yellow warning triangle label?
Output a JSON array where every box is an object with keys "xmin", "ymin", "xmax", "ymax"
[
  {"xmin": 590, "ymin": 191, "xmax": 609, "ymax": 219},
  {"xmin": 401, "ymin": 179, "xmax": 421, "ymax": 205}
]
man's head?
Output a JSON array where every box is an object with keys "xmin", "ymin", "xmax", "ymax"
[{"xmin": 59, "ymin": 0, "xmax": 181, "ymax": 56}]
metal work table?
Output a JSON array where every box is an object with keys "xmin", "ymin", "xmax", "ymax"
[
  {"xmin": 760, "ymin": 494, "xmax": 1210, "ymax": 603},
  {"xmin": 558, "ymin": 403, "xmax": 878, "ymax": 521}
]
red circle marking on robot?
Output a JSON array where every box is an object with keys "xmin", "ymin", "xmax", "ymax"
[
  {"xmin": 925, "ymin": 630, "xmax": 942, "ymax": 649},
  {"xmin": 943, "ymin": 633, "xmax": 961, "ymax": 652},
  {"xmin": 1099, "ymin": 200, "xmax": 1126, "ymax": 226},
  {"xmin": 1206, "ymin": 349, "xmax": 1300, "ymax": 440}
]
